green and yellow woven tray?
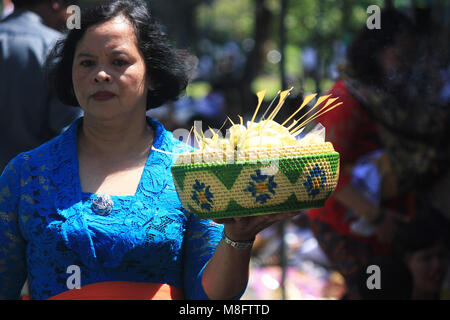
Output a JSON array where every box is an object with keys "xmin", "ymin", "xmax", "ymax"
[
  {"xmin": 171, "ymin": 143, "xmax": 339, "ymax": 219},
  {"xmin": 171, "ymin": 88, "xmax": 343, "ymax": 219}
]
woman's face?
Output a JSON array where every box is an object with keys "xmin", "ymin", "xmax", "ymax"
[
  {"xmin": 72, "ymin": 15, "xmax": 150, "ymax": 121},
  {"xmin": 405, "ymin": 244, "xmax": 449, "ymax": 296},
  {"xmin": 378, "ymin": 36, "xmax": 415, "ymax": 85}
]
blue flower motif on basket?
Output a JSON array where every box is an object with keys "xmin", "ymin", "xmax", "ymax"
[
  {"xmin": 303, "ymin": 164, "xmax": 327, "ymax": 198},
  {"xmin": 244, "ymin": 169, "xmax": 277, "ymax": 204},
  {"xmin": 191, "ymin": 179, "xmax": 214, "ymax": 211}
]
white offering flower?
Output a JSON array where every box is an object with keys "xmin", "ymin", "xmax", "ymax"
[{"xmin": 191, "ymin": 88, "xmax": 342, "ymax": 154}]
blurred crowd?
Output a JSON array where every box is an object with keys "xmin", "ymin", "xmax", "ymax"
[
  {"xmin": 1, "ymin": 1, "xmax": 449, "ymax": 300},
  {"xmin": 245, "ymin": 8, "xmax": 450, "ymax": 300}
]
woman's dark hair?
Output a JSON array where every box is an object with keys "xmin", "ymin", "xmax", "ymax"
[
  {"xmin": 346, "ymin": 8, "xmax": 416, "ymax": 85},
  {"xmin": 45, "ymin": 0, "xmax": 189, "ymax": 110}
]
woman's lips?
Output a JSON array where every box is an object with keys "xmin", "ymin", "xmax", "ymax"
[{"xmin": 92, "ymin": 91, "xmax": 115, "ymax": 101}]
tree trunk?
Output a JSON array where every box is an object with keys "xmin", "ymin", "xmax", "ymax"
[{"xmin": 235, "ymin": 0, "xmax": 273, "ymax": 117}]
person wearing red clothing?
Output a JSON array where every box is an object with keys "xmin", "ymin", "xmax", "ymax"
[
  {"xmin": 307, "ymin": 9, "xmax": 417, "ymax": 298},
  {"xmin": 308, "ymin": 79, "xmax": 381, "ymax": 238}
]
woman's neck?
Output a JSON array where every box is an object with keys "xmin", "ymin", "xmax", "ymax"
[{"xmin": 78, "ymin": 114, "xmax": 153, "ymax": 160}]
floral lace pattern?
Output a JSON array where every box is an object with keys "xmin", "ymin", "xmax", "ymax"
[{"xmin": 0, "ymin": 117, "xmax": 225, "ymax": 300}]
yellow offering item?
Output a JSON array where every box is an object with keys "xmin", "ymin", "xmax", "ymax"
[
  {"xmin": 170, "ymin": 88, "xmax": 342, "ymax": 219},
  {"xmin": 191, "ymin": 88, "xmax": 342, "ymax": 155}
]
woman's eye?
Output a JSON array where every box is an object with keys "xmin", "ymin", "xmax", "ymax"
[
  {"xmin": 113, "ymin": 59, "xmax": 128, "ymax": 67},
  {"xmin": 80, "ymin": 60, "xmax": 94, "ymax": 67}
]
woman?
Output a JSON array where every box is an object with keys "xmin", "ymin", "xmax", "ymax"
[
  {"xmin": 307, "ymin": 9, "xmax": 419, "ymax": 298},
  {"xmin": 0, "ymin": 0, "xmax": 297, "ymax": 300}
]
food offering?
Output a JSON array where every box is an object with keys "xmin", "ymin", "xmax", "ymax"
[{"xmin": 171, "ymin": 88, "xmax": 342, "ymax": 219}]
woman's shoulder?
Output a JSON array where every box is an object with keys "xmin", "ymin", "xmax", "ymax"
[
  {"xmin": 5, "ymin": 144, "xmax": 51, "ymax": 177},
  {"xmin": 4, "ymin": 122, "xmax": 76, "ymax": 175},
  {"xmin": 148, "ymin": 117, "xmax": 194, "ymax": 155},
  {"xmin": 0, "ymin": 135, "xmax": 64, "ymax": 201}
]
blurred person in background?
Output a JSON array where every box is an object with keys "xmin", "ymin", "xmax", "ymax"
[
  {"xmin": 391, "ymin": 217, "xmax": 449, "ymax": 300},
  {"xmin": 305, "ymin": 8, "xmax": 450, "ymax": 298},
  {"xmin": 357, "ymin": 254, "xmax": 413, "ymax": 300},
  {"xmin": 0, "ymin": 0, "xmax": 81, "ymax": 172}
]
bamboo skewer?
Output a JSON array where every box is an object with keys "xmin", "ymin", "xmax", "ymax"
[
  {"xmin": 249, "ymin": 89, "xmax": 267, "ymax": 129},
  {"xmin": 242, "ymin": 89, "xmax": 271, "ymax": 149},
  {"xmin": 281, "ymin": 93, "xmax": 317, "ymax": 126},
  {"xmin": 187, "ymin": 125, "xmax": 193, "ymax": 146},
  {"xmin": 190, "ymin": 87, "xmax": 343, "ymax": 153},
  {"xmin": 192, "ymin": 125, "xmax": 203, "ymax": 150},
  {"xmin": 289, "ymin": 95, "xmax": 333, "ymax": 135},
  {"xmin": 218, "ymin": 116, "xmax": 230, "ymax": 132},
  {"xmin": 286, "ymin": 119, "xmax": 298, "ymax": 131},
  {"xmin": 260, "ymin": 90, "xmax": 281, "ymax": 121},
  {"xmin": 266, "ymin": 87, "xmax": 293, "ymax": 121},
  {"xmin": 305, "ymin": 102, "xmax": 343, "ymax": 126},
  {"xmin": 292, "ymin": 102, "xmax": 343, "ymax": 137},
  {"xmin": 290, "ymin": 97, "xmax": 339, "ymax": 135},
  {"xmin": 295, "ymin": 95, "xmax": 332, "ymax": 123},
  {"xmin": 261, "ymin": 87, "xmax": 293, "ymax": 133}
]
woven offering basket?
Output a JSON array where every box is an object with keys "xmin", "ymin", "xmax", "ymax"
[{"xmin": 171, "ymin": 142, "xmax": 339, "ymax": 219}]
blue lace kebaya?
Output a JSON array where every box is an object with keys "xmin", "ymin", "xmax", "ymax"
[{"xmin": 0, "ymin": 117, "xmax": 229, "ymax": 300}]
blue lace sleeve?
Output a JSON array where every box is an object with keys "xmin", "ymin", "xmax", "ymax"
[
  {"xmin": 182, "ymin": 209, "xmax": 224, "ymax": 300},
  {"xmin": 0, "ymin": 157, "xmax": 27, "ymax": 300}
]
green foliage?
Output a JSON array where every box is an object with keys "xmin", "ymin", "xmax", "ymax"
[
  {"xmin": 280, "ymin": 0, "xmax": 385, "ymax": 45},
  {"xmin": 71, "ymin": 0, "xmax": 405, "ymax": 97},
  {"xmin": 196, "ymin": 0, "xmax": 254, "ymax": 42},
  {"xmin": 186, "ymin": 81, "xmax": 212, "ymax": 99},
  {"xmin": 192, "ymin": 0, "xmax": 390, "ymax": 94}
]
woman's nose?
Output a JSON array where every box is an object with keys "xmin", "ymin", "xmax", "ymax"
[{"xmin": 94, "ymin": 70, "xmax": 111, "ymax": 83}]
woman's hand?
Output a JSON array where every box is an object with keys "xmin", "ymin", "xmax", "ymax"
[
  {"xmin": 213, "ymin": 211, "xmax": 302, "ymax": 242},
  {"xmin": 202, "ymin": 211, "xmax": 302, "ymax": 299}
]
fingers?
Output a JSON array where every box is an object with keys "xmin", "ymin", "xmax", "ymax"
[
  {"xmin": 213, "ymin": 218, "xmax": 235, "ymax": 224},
  {"xmin": 221, "ymin": 212, "xmax": 301, "ymax": 239},
  {"xmin": 241, "ymin": 211, "xmax": 301, "ymax": 231},
  {"xmin": 215, "ymin": 211, "xmax": 303, "ymax": 241},
  {"xmin": 214, "ymin": 211, "xmax": 301, "ymax": 225},
  {"xmin": 251, "ymin": 212, "xmax": 301, "ymax": 235},
  {"xmin": 262, "ymin": 211, "xmax": 302, "ymax": 224}
]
